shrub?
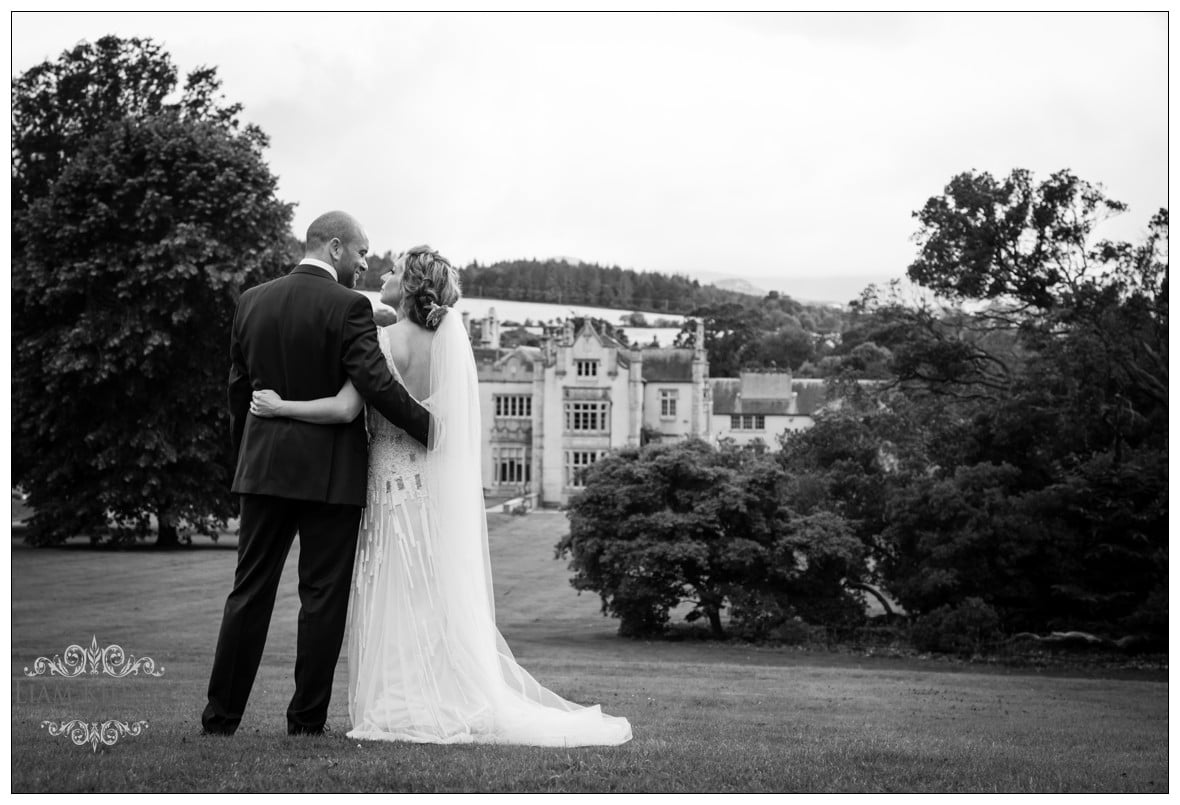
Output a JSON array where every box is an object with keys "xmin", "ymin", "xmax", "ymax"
[
  {"xmin": 769, "ymin": 617, "xmax": 828, "ymax": 646},
  {"xmin": 726, "ymin": 589, "xmax": 790, "ymax": 641},
  {"xmin": 911, "ymin": 597, "xmax": 1001, "ymax": 656}
]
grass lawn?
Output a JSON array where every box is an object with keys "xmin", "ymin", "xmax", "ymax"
[{"xmin": 9, "ymin": 511, "xmax": 1168, "ymax": 793}]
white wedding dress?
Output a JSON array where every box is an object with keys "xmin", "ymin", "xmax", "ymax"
[{"xmin": 344, "ymin": 312, "xmax": 632, "ymax": 746}]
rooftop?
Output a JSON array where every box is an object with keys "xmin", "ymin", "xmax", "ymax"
[
  {"xmin": 710, "ymin": 373, "xmax": 831, "ymax": 416},
  {"xmin": 576, "ymin": 319, "xmax": 628, "ymax": 351},
  {"xmin": 497, "ymin": 346, "xmax": 542, "ymax": 367},
  {"xmin": 641, "ymin": 347, "xmax": 696, "ymax": 382}
]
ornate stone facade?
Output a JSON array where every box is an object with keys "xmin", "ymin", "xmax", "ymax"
[
  {"xmin": 467, "ymin": 309, "xmax": 830, "ymax": 507},
  {"xmin": 471, "ymin": 310, "xmax": 708, "ymax": 507}
]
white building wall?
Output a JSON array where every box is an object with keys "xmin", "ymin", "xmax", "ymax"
[
  {"xmin": 711, "ymin": 414, "xmax": 814, "ymax": 449},
  {"xmin": 478, "ymin": 349, "xmax": 537, "ymax": 495},
  {"xmin": 643, "ymin": 382, "xmax": 697, "ymax": 439},
  {"xmin": 539, "ymin": 359, "xmax": 567, "ymax": 506},
  {"xmin": 627, "ymin": 354, "xmax": 644, "ymax": 447},
  {"xmin": 530, "ymin": 327, "xmax": 649, "ymax": 506}
]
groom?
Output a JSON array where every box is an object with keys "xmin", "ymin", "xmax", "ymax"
[{"xmin": 202, "ymin": 210, "xmax": 430, "ymax": 736}]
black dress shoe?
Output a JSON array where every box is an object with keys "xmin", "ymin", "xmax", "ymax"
[{"xmin": 287, "ymin": 723, "xmax": 329, "ymax": 736}]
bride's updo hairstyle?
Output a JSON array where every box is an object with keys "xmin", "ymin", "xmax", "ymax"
[{"xmin": 398, "ymin": 245, "xmax": 461, "ymax": 330}]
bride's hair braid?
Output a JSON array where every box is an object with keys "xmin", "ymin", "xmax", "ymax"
[{"xmin": 397, "ymin": 245, "xmax": 462, "ymax": 330}]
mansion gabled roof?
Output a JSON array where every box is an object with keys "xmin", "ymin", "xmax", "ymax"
[
  {"xmin": 472, "ymin": 345, "xmax": 543, "ymax": 366},
  {"xmin": 641, "ymin": 348, "xmax": 695, "ymax": 382},
  {"xmin": 472, "ymin": 346, "xmax": 502, "ymax": 364},
  {"xmin": 710, "ymin": 375, "xmax": 830, "ymax": 416},
  {"xmin": 495, "ymin": 346, "xmax": 542, "ymax": 367},
  {"xmin": 576, "ymin": 319, "xmax": 628, "ymax": 351}
]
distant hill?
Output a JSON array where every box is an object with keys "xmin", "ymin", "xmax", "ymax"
[{"xmin": 683, "ymin": 270, "xmax": 899, "ymax": 307}]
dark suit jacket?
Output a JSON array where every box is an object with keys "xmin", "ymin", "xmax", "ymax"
[{"xmin": 228, "ymin": 265, "xmax": 430, "ymax": 506}]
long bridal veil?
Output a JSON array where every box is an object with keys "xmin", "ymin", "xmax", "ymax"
[{"xmin": 418, "ymin": 309, "xmax": 632, "ymax": 746}]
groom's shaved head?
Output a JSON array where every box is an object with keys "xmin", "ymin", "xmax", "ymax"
[
  {"xmin": 303, "ymin": 210, "xmax": 370, "ymax": 288},
  {"xmin": 306, "ymin": 211, "xmax": 363, "ymax": 250}
]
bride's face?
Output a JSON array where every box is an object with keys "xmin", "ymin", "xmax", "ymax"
[{"xmin": 380, "ymin": 257, "xmax": 406, "ymax": 308}]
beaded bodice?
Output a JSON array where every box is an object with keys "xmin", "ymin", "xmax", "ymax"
[{"xmin": 363, "ymin": 327, "xmax": 429, "ymax": 507}]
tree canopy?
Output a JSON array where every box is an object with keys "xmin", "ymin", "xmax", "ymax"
[
  {"xmin": 12, "ymin": 36, "xmax": 294, "ymax": 546},
  {"xmin": 558, "ymin": 439, "xmax": 867, "ymax": 639},
  {"xmin": 783, "ymin": 169, "xmax": 1167, "ymax": 644}
]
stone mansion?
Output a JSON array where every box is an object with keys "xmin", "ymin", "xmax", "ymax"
[{"xmin": 465, "ymin": 308, "xmax": 830, "ymax": 507}]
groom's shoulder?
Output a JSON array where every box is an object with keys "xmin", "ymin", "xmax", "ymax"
[
  {"xmin": 238, "ymin": 275, "xmax": 280, "ymax": 304},
  {"xmin": 316, "ymin": 279, "xmax": 370, "ymax": 311},
  {"xmin": 244, "ymin": 271, "xmax": 360, "ymax": 304}
]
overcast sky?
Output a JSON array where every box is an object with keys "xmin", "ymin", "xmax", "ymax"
[{"xmin": 10, "ymin": 10, "xmax": 1168, "ymax": 303}]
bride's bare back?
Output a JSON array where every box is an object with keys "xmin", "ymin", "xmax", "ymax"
[{"xmin": 385, "ymin": 319, "xmax": 434, "ymax": 401}]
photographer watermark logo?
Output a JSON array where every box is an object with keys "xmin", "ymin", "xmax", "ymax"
[
  {"xmin": 40, "ymin": 719, "xmax": 150, "ymax": 752},
  {"xmin": 23, "ymin": 637, "xmax": 163, "ymax": 752},
  {"xmin": 24, "ymin": 635, "xmax": 165, "ymax": 679}
]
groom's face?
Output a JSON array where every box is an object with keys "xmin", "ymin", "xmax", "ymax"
[{"xmin": 332, "ymin": 230, "xmax": 370, "ymax": 289}]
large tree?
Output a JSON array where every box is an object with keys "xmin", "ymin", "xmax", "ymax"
[
  {"xmin": 13, "ymin": 36, "xmax": 245, "ymax": 233},
  {"xmin": 674, "ymin": 302, "xmax": 765, "ymax": 377},
  {"xmin": 900, "ymin": 168, "xmax": 1167, "ymax": 458},
  {"xmin": 12, "ymin": 36, "xmax": 294, "ymax": 546},
  {"xmin": 823, "ymin": 169, "xmax": 1168, "ymax": 640}
]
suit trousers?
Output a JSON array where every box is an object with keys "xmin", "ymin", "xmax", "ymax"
[{"xmin": 202, "ymin": 494, "xmax": 362, "ymax": 735}]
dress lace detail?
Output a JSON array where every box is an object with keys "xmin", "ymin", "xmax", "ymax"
[{"xmin": 345, "ymin": 324, "xmax": 631, "ymax": 746}]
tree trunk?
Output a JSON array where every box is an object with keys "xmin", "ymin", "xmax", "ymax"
[
  {"xmin": 705, "ymin": 605, "xmax": 726, "ymax": 640},
  {"xmin": 155, "ymin": 513, "xmax": 180, "ymax": 549},
  {"xmin": 846, "ymin": 582, "xmax": 896, "ymax": 618}
]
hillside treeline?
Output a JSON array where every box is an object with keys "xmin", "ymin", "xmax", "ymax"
[{"xmin": 457, "ymin": 258, "xmax": 745, "ymax": 314}]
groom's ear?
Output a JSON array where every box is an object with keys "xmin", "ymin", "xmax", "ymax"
[{"xmin": 328, "ymin": 238, "xmax": 342, "ymax": 259}]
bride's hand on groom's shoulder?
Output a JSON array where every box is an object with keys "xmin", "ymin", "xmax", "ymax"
[{"xmin": 250, "ymin": 389, "xmax": 284, "ymax": 418}]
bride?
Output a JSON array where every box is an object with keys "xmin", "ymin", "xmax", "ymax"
[{"xmin": 249, "ymin": 245, "xmax": 632, "ymax": 746}]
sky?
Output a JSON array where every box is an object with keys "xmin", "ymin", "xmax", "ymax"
[{"xmin": 9, "ymin": 10, "xmax": 1169, "ymax": 304}]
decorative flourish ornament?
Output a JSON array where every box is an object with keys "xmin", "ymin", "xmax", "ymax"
[
  {"xmin": 40, "ymin": 719, "xmax": 149, "ymax": 752},
  {"xmin": 24, "ymin": 636, "xmax": 165, "ymax": 678}
]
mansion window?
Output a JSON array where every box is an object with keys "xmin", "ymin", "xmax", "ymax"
[
  {"xmin": 730, "ymin": 414, "xmax": 766, "ymax": 431},
  {"xmin": 494, "ymin": 394, "xmax": 532, "ymax": 419},
  {"xmin": 659, "ymin": 389, "xmax": 678, "ymax": 418},
  {"xmin": 492, "ymin": 446, "xmax": 531, "ymax": 485},
  {"xmin": 565, "ymin": 450, "xmax": 606, "ymax": 488},
  {"xmin": 564, "ymin": 401, "xmax": 609, "ymax": 433},
  {"xmin": 575, "ymin": 360, "xmax": 599, "ymax": 378}
]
